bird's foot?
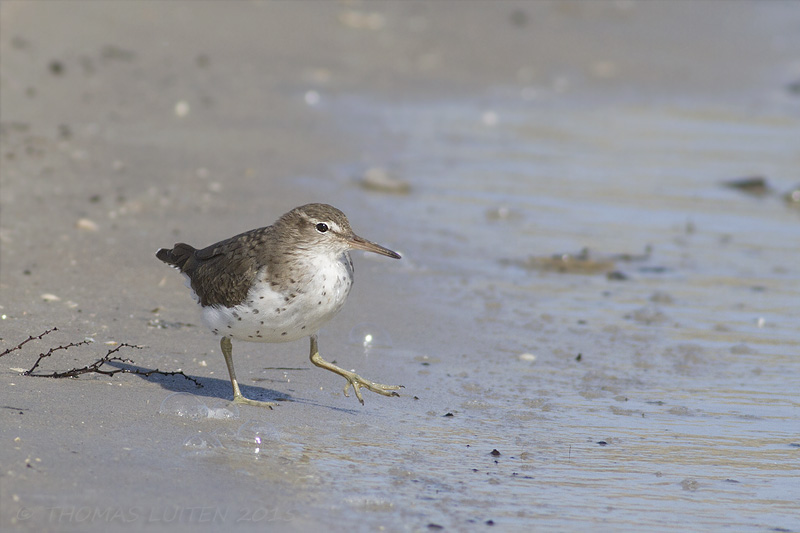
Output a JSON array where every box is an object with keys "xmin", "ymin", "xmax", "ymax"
[
  {"xmin": 340, "ymin": 370, "xmax": 403, "ymax": 405},
  {"xmin": 308, "ymin": 335, "xmax": 402, "ymax": 405},
  {"xmin": 233, "ymin": 394, "xmax": 278, "ymax": 409}
]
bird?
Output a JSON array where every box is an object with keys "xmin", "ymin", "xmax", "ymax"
[{"xmin": 156, "ymin": 203, "xmax": 402, "ymax": 407}]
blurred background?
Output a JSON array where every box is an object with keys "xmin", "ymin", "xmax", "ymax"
[{"xmin": 2, "ymin": 2, "xmax": 799, "ymax": 531}]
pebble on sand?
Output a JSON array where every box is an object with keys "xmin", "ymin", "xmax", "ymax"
[
  {"xmin": 359, "ymin": 167, "xmax": 411, "ymax": 194},
  {"xmin": 76, "ymin": 218, "xmax": 99, "ymax": 231},
  {"xmin": 174, "ymin": 100, "xmax": 190, "ymax": 117}
]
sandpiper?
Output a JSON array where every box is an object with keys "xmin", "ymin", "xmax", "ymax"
[{"xmin": 156, "ymin": 203, "xmax": 402, "ymax": 407}]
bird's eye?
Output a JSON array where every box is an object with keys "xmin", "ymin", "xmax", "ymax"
[{"xmin": 315, "ymin": 223, "xmax": 329, "ymax": 233}]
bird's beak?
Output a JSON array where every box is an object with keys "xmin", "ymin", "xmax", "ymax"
[{"xmin": 348, "ymin": 234, "xmax": 401, "ymax": 259}]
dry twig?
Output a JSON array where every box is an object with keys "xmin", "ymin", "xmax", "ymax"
[
  {"xmin": 0, "ymin": 327, "xmax": 59, "ymax": 357},
  {"xmin": 4, "ymin": 328, "xmax": 202, "ymax": 387}
]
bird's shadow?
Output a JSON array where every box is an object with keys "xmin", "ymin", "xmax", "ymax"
[{"xmin": 104, "ymin": 359, "xmax": 361, "ymax": 414}]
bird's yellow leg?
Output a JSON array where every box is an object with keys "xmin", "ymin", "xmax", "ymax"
[
  {"xmin": 220, "ymin": 337, "xmax": 277, "ymax": 408},
  {"xmin": 308, "ymin": 335, "xmax": 402, "ymax": 405}
]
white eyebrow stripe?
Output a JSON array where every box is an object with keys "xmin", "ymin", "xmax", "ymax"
[{"xmin": 300, "ymin": 212, "xmax": 343, "ymax": 233}]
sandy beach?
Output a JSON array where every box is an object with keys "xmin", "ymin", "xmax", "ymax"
[{"xmin": 2, "ymin": 2, "xmax": 799, "ymax": 531}]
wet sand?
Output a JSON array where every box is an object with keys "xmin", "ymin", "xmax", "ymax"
[{"xmin": 2, "ymin": 2, "xmax": 799, "ymax": 532}]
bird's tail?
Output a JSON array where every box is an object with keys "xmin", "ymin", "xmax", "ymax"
[{"xmin": 156, "ymin": 243, "xmax": 196, "ymax": 272}]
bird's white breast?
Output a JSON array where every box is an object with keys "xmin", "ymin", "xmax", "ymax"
[{"xmin": 199, "ymin": 253, "xmax": 354, "ymax": 343}]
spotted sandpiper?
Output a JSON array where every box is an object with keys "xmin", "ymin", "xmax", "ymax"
[{"xmin": 156, "ymin": 203, "xmax": 402, "ymax": 407}]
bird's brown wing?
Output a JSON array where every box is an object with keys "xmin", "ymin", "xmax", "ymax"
[{"xmin": 184, "ymin": 226, "xmax": 274, "ymax": 308}]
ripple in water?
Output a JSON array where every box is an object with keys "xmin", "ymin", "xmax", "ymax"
[
  {"xmin": 158, "ymin": 393, "xmax": 241, "ymax": 420},
  {"xmin": 182, "ymin": 433, "xmax": 223, "ymax": 457},
  {"xmin": 158, "ymin": 392, "xmax": 210, "ymax": 420},
  {"xmin": 236, "ymin": 419, "xmax": 280, "ymax": 453},
  {"xmin": 207, "ymin": 400, "xmax": 240, "ymax": 420}
]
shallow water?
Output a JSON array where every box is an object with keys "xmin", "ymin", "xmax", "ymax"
[{"xmin": 285, "ymin": 93, "xmax": 800, "ymax": 530}]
